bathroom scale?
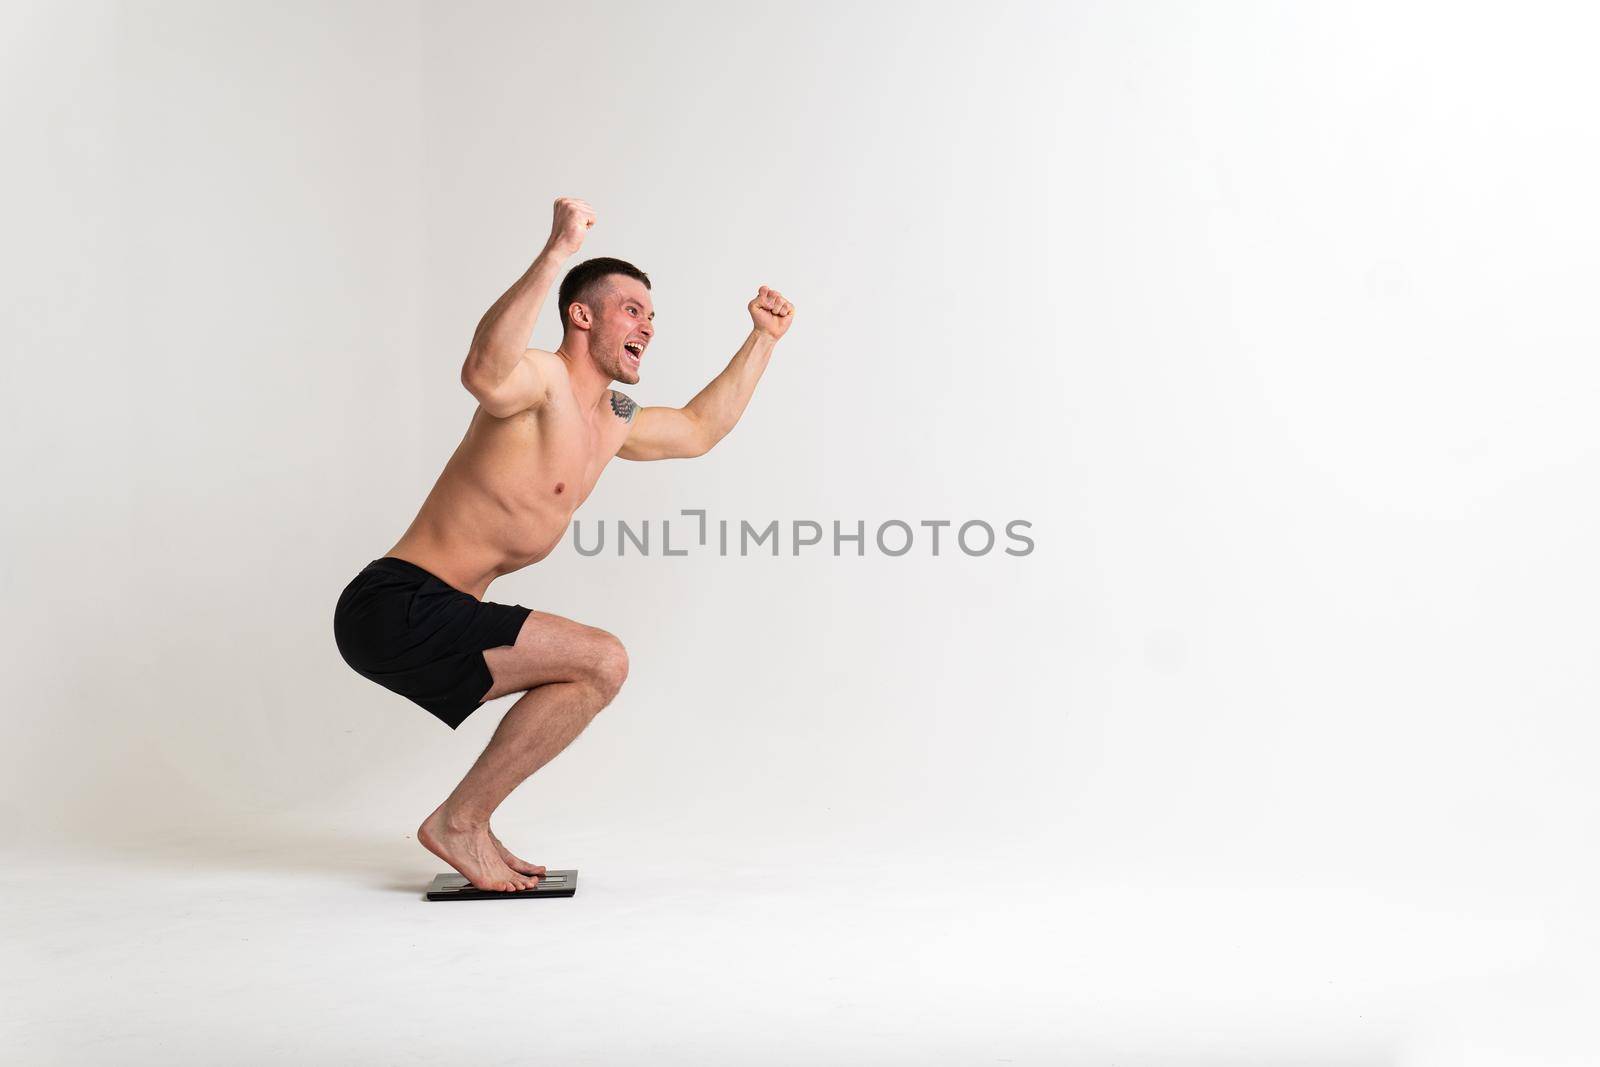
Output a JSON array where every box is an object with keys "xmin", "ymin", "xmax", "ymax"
[{"xmin": 425, "ymin": 870, "xmax": 578, "ymax": 901}]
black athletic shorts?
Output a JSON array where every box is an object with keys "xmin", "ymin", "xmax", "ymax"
[{"xmin": 333, "ymin": 556, "xmax": 532, "ymax": 729}]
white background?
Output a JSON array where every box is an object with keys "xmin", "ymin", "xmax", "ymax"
[{"xmin": 5, "ymin": 2, "xmax": 1598, "ymax": 1063}]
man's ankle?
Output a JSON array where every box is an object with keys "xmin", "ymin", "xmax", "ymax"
[{"xmin": 435, "ymin": 804, "xmax": 490, "ymax": 832}]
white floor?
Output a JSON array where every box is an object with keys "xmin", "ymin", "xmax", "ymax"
[{"xmin": 8, "ymin": 817, "xmax": 1591, "ymax": 1065}]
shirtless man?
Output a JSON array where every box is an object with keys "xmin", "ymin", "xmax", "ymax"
[{"xmin": 333, "ymin": 197, "xmax": 794, "ymax": 891}]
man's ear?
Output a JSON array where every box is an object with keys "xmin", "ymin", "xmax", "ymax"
[{"xmin": 568, "ymin": 302, "xmax": 593, "ymax": 330}]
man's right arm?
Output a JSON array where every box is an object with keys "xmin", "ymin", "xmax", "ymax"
[{"xmin": 460, "ymin": 196, "xmax": 594, "ymax": 418}]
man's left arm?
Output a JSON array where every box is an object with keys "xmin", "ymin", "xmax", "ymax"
[{"xmin": 619, "ymin": 286, "xmax": 795, "ymax": 461}]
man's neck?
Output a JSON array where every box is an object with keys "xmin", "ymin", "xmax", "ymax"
[{"xmin": 556, "ymin": 342, "xmax": 614, "ymax": 410}]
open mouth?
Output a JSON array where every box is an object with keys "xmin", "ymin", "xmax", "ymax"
[{"xmin": 622, "ymin": 340, "xmax": 644, "ymax": 367}]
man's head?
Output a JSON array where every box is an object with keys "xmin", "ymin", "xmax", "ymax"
[{"xmin": 558, "ymin": 257, "xmax": 653, "ymax": 386}]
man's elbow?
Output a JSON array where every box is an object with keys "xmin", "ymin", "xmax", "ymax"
[
  {"xmin": 680, "ymin": 413, "xmax": 727, "ymax": 458},
  {"xmin": 460, "ymin": 366, "xmax": 526, "ymax": 419},
  {"xmin": 459, "ymin": 366, "xmax": 498, "ymax": 412}
]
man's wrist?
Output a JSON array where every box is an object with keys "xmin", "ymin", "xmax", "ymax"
[{"xmin": 539, "ymin": 241, "xmax": 575, "ymax": 264}]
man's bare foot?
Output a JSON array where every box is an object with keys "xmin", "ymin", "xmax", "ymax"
[
  {"xmin": 417, "ymin": 808, "xmax": 538, "ymax": 892},
  {"xmin": 488, "ymin": 826, "xmax": 546, "ymax": 879}
]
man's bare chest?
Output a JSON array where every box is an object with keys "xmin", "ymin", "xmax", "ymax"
[{"xmin": 470, "ymin": 394, "xmax": 625, "ymax": 508}]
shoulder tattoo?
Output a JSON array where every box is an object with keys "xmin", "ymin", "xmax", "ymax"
[{"xmin": 610, "ymin": 391, "xmax": 637, "ymax": 423}]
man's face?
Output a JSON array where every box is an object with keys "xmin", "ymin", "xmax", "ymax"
[{"xmin": 587, "ymin": 275, "xmax": 654, "ymax": 386}]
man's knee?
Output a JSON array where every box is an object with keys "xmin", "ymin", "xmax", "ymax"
[{"xmin": 588, "ymin": 633, "xmax": 629, "ymax": 703}]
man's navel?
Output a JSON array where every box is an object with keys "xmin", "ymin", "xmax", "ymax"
[{"xmin": 554, "ymin": 482, "xmax": 566, "ymax": 495}]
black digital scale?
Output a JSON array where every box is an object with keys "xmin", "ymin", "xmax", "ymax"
[{"xmin": 426, "ymin": 870, "xmax": 578, "ymax": 901}]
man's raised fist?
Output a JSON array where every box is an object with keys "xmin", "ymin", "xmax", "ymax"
[
  {"xmin": 749, "ymin": 285, "xmax": 795, "ymax": 339},
  {"xmin": 547, "ymin": 197, "xmax": 595, "ymax": 256}
]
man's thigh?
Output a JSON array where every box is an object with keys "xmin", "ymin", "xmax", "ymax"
[{"xmin": 479, "ymin": 609, "xmax": 619, "ymax": 702}]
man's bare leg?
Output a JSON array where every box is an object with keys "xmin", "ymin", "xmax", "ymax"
[
  {"xmin": 416, "ymin": 611, "xmax": 629, "ymax": 891},
  {"xmin": 418, "ymin": 679, "xmax": 610, "ymax": 889}
]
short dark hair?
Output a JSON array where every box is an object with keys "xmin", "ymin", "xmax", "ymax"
[{"xmin": 557, "ymin": 257, "xmax": 651, "ymax": 332}]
